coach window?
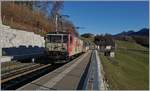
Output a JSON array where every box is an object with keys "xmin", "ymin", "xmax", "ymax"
[{"xmin": 54, "ymin": 35, "xmax": 61, "ymax": 43}]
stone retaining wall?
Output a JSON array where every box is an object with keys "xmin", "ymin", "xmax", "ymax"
[{"xmin": 0, "ymin": 24, "xmax": 45, "ymax": 58}]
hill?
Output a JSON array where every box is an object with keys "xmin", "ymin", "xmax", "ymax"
[
  {"xmin": 114, "ymin": 28, "xmax": 149, "ymax": 47},
  {"xmin": 99, "ymin": 40, "xmax": 149, "ymax": 90},
  {"xmin": 130, "ymin": 28, "xmax": 149, "ymax": 36},
  {"xmin": 114, "ymin": 30, "xmax": 134, "ymax": 36},
  {"xmin": 1, "ymin": 1, "xmax": 77, "ymax": 36},
  {"xmin": 114, "ymin": 28, "xmax": 149, "ymax": 37},
  {"xmin": 81, "ymin": 33, "xmax": 95, "ymax": 38}
]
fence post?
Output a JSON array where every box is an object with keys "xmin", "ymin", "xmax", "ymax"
[{"xmin": 0, "ymin": 1, "xmax": 2, "ymax": 24}]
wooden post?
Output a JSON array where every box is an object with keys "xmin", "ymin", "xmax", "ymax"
[
  {"xmin": 0, "ymin": 1, "xmax": 2, "ymax": 57},
  {"xmin": 0, "ymin": 1, "xmax": 2, "ymax": 24}
]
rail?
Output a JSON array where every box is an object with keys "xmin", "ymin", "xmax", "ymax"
[
  {"xmin": 1, "ymin": 64, "xmax": 51, "ymax": 84},
  {"xmin": 1, "ymin": 63, "xmax": 35, "ymax": 74},
  {"xmin": 1, "ymin": 64, "xmax": 41, "ymax": 79}
]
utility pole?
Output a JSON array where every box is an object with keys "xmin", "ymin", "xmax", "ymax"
[
  {"xmin": 55, "ymin": 14, "xmax": 58, "ymax": 32},
  {"xmin": 59, "ymin": 15, "xmax": 69, "ymax": 32},
  {"xmin": 51, "ymin": 1, "xmax": 63, "ymax": 32}
]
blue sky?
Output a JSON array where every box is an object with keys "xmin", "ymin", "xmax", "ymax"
[{"xmin": 60, "ymin": 1, "xmax": 149, "ymax": 35}]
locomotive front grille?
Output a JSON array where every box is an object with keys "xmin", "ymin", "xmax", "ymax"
[{"xmin": 46, "ymin": 51, "xmax": 68, "ymax": 60}]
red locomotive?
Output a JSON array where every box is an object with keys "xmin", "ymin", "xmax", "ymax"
[{"xmin": 44, "ymin": 31, "xmax": 87, "ymax": 63}]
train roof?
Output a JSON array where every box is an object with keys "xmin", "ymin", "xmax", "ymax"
[{"xmin": 46, "ymin": 31, "xmax": 79, "ymax": 37}]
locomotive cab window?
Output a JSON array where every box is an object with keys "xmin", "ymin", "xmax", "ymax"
[{"xmin": 47, "ymin": 35, "xmax": 62, "ymax": 43}]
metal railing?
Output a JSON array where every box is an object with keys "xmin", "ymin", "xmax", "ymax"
[{"xmin": 82, "ymin": 50, "xmax": 107, "ymax": 90}]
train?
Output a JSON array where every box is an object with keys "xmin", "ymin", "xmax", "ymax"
[{"xmin": 44, "ymin": 31, "xmax": 89, "ymax": 63}]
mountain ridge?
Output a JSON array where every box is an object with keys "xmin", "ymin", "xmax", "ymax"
[{"xmin": 114, "ymin": 28, "xmax": 149, "ymax": 37}]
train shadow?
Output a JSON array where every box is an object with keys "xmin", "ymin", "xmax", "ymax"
[
  {"xmin": 2, "ymin": 45, "xmax": 85, "ymax": 65},
  {"xmin": 2, "ymin": 45, "xmax": 45, "ymax": 60}
]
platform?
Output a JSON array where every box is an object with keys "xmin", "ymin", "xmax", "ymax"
[{"xmin": 18, "ymin": 51, "xmax": 92, "ymax": 90}]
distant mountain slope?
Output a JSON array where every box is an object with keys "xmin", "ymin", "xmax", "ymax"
[
  {"xmin": 114, "ymin": 30, "xmax": 134, "ymax": 36},
  {"xmin": 114, "ymin": 28, "xmax": 149, "ymax": 47},
  {"xmin": 114, "ymin": 28, "xmax": 149, "ymax": 37},
  {"xmin": 130, "ymin": 28, "xmax": 149, "ymax": 36}
]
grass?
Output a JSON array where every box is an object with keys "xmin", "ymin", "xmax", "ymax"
[{"xmin": 100, "ymin": 40, "xmax": 149, "ymax": 90}]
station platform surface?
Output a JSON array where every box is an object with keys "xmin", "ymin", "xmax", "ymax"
[{"xmin": 18, "ymin": 51, "xmax": 92, "ymax": 90}]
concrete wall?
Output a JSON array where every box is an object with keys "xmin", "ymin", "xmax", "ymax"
[
  {"xmin": 0, "ymin": 24, "xmax": 45, "ymax": 60},
  {"xmin": 0, "ymin": 24, "xmax": 45, "ymax": 48}
]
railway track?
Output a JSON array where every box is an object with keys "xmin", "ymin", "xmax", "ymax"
[
  {"xmin": 1, "ymin": 53, "xmax": 84, "ymax": 90},
  {"xmin": 1, "ymin": 63, "xmax": 43, "ymax": 80},
  {"xmin": 1, "ymin": 59, "xmax": 69, "ymax": 90},
  {"xmin": 1, "ymin": 62, "xmax": 54, "ymax": 90},
  {"xmin": 1, "ymin": 62, "xmax": 35, "ymax": 74}
]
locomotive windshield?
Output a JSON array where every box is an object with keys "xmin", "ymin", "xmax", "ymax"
[{"xmin": 46, "ymin": 34, "xmax": 68, "ymax": 43}]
